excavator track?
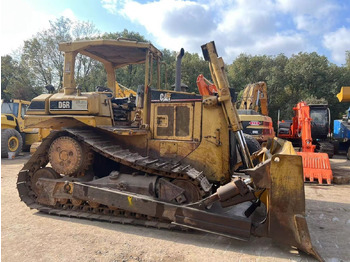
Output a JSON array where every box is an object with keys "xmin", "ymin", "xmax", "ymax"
[{"xmin": 17, "ymin": 127, "xmax": 212, "ymax": 230}]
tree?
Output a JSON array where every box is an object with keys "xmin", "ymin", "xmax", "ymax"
[
  {"xmin": 21, "ymin": 17, "xmax": 73, "ymax": 90},
  {"xmin": 1, "ymin": 55, "xmax": 42, "ymax": 100},
  {"xmin": 21, "ymin": 17, "xmax": 101, "ymax": 92},
  {"xmin": 160, "ymin": 49, "xmax": 176, "ymax": 90},
  {"xmin": 181, "ymin": 52, "xmax": 210, "ymax": 93},
  {"xmin": 72, "ymin": 21, "xmax": 101, "ymax": 92},
  {"xmin": 227, "ymin": 54, "xmax": 275, "ymax": 92},
  {"xmin": 346, "ymin": 51, "xmax": 350, "ymax": 70}
]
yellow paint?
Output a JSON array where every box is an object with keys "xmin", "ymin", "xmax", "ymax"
[
  {"xmin": 127, "ymin": 196, "xmax": 133, "ymax": 206},
  {"xmin": 25, "ymin": 115, "xmax": 112, "ymax": 130},
  {"xmin": 1, "ymin": 115, "xmax": 17, "ymax": 129},
  {"xmin": 1, "ymin": 99, "xmax": 41, "ymax": 147},
  {"xmin": 115, "ymin": 81, "xmax": 136, "ymax": 98},
  {"xmin": 151, "ymin": 103, "xmax": 194, "ymax": 141},
  {"xmin": 186, "ymin": 105, "xmax": 231, "ymax": 183},
  {"xmin": 8, "ymin": 135, "xmax": 19, "ymax": 151},
  {"xmin": 239, "ymin": 82, "xmax": 269, "ymax": 116},
  {"xmin": 26, "ymin": 94, "xmax": 53, "ymax": 115},
  {"xmin": 25, "ymin": 133, "xmax": 39, "ymax": 146},
  {"xmin": 336, "ymin": 86, "xmax": 350, "ymax": 102}
]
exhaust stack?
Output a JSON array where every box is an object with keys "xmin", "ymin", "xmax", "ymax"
[{"xmin": 175, "ymin": 48, "xmax": 184, "ymax": 92}]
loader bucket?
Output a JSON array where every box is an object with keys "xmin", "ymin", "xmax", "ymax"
[{"xmin": 297, "ymin": 152, "xmax": 333, "ymax": 184}]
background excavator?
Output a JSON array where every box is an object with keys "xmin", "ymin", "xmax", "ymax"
[
  {"xmin": 237, "ymin": 82, "xmax": 275, "ymax": 143},
  {"xmin": 18, "ymin": 39, "xmax": 322, "ymax": 261},
  {"xmin": 278, "ymin": 103, "xmax": 334, "ymax": 157},
  {"xmin": 278, "ymin": 102, "xmax": 333, "ymax": 184},
  {"xmin": 196, "ymin": 77, "xmax": 274, "ymax": 143}
]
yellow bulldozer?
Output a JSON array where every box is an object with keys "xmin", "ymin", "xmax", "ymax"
[
  {"xmin": 1, "ymin": 99, "xmax": 40, "ymax": 157},
  {"xmin": 18, "ymin": 39, "xmax": 322, "ymax": 261}
]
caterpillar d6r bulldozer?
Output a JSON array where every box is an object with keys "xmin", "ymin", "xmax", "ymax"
[{"xmin": 18, "ymin": 39, "xmax": 322, "ymax": 261}]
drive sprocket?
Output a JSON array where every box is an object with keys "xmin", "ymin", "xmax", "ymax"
[{"xmin": 48, "ymin": 136, "xmax": 92, "ymax": 176}]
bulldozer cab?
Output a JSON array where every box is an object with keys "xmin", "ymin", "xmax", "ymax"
[{"xmin": 58, "ymin": 39, "xmax": 163, "ymax": 97}]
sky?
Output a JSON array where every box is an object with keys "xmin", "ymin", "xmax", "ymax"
[{"xmin": 1, "ymin": 0, "xmax": 350, "ymax": 65}]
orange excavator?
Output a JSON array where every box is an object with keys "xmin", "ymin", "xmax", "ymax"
[{"xmin": 278, "ymin": 101, "xmax": 333, "ymax": 184}]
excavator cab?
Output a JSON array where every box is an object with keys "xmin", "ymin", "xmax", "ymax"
[
  {"xmin": 309, "ymin": 104, "xmax": 330, "ymax": 140},
  {"xmin": 18, "ymin": 40, "xmax": 322, "ymax": 261}
]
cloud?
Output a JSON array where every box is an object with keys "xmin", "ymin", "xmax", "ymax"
[
  {"xmin": 100, "ymin": 0, "xmax": 346, "ymax": 64},
  {"xmin": 119, "ymin": 0, "xmax": 214, "ymax": 52},
  {"xmin": 0, "ymin": 0, "xmax": 55, "ymax": 56},
  {"xmin": 276, "ymin": 0, "xmax": 339, "ymax": 34},
  {"xmin": 101, "ymin": 0, "xmax": 119, "ymax": 15},
  {"xmin": 323, "ymin": 27, "xmax": 350, "ymax": 64},
  {"xmin": 225, "ymin": 33, "xmax": 308, "ymax": 59},
  {"xmin": 119, "ymin": 0, "xmax": 312, "ymax": 61},
  {"xmin": 61, "ymin": 8, "xmax": 78, "ymax": 22},
  {"xmin": 162, "ymin": 4, "xmax": 215, "ymax": 37}
]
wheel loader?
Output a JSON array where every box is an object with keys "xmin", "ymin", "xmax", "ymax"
[
  {"xmin": 18, "ymin": 39, "xmax": 322, "ymax": 261},
  {"xmin": 1, "ymin": 99, "xmax": 40, "ymax": 157}
]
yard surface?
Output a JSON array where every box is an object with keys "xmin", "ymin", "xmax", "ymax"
[{"xmin": 1, "ymin": 154, "xmax": 349, "ymax": 262}]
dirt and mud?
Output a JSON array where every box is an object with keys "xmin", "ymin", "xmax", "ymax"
[{"xmin": 1, "ymin": 154, "xmax": 349, "ymax": 262}]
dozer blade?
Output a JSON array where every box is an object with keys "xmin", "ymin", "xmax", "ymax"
[
  {"xmin": 297, "ymin": 152, "xmax": 333, "ymax": 184},
  {"xmin": 245, "ymin": 149, "xmax": 323, "ymax": 261},
  {"xmin": 266, "ymin": 154, "xmax": 323, "ymax": 261}
]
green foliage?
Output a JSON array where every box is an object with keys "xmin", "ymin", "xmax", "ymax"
[
  {"xmin": 160, "ymin": 49, "xmax": 176, "ymax": 90},
  {"xmin": 1, "ymin": 55, "xmax": 42, "ymax": 100},
  {"xmin": 346, "ymin": 51, "xmax": 350, "ymax": 69},
  {"xmin": 181, "ymin": 52, "xmax": 210, "ymax": 93},
  {"xmin": 21, "ymin": 17, "xmax": 73, "ymax": 89},
  {"xmin": 102, "ymin": 29, "xmax": 147, "ymax": 42}
]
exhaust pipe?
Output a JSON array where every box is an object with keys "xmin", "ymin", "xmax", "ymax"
[{"xmin": 175, "ymin": 48, "xmax": 184, "ymax": 92}]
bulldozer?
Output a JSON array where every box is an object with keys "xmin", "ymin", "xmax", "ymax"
[
  {"xmin": 18, "ymin": 39, "xmax": 322, "ymax": 261},
  {"xmin": 1, "ymin": 99, "xmax": 40, "ymax": 157}
]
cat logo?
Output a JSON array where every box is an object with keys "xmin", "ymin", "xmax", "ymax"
[{"xmin": 160, "ymin": 93, "xmax": 171, "ymax": 102}]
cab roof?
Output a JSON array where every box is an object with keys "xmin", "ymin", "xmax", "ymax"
[{"xmin": 59, "ymin": 39, "xmax": 163, "ymax": 69}]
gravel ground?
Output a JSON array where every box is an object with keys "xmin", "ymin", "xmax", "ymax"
[{"xmin": 1, "ymin": 154, "xmax": 349, "ymax": 262}]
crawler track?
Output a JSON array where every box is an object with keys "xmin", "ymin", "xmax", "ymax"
[{"xmin": 17, "ymin": 127, "xmax": 212, "ymax": 229}]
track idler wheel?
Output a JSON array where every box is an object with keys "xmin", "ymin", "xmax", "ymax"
[
  {"xmin": 31, "ymin": 167, "xmax": 61, "ymax": 196},
  {"xmin": 48, "ymin": 136, "xmax": 93, "ymax": 176},
  {"xmin": 172, "ymin": 179, "xmax": 201, "ymax": 203}
]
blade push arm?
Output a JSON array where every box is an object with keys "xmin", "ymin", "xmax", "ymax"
[{"xmin": 201, "ymin": 42, "xmax": 254, "ymax": 168}]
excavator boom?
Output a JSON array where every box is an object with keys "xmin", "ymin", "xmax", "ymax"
[{"xmin": 239, "ymin": 82, "xmax": 269, "ymax": 116}]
